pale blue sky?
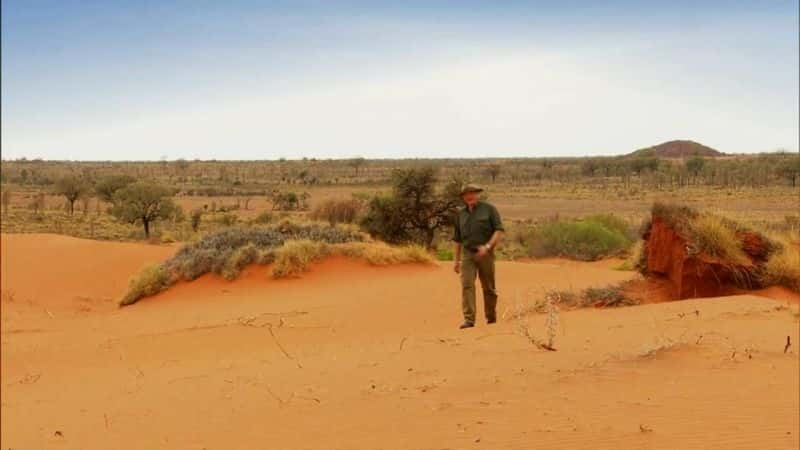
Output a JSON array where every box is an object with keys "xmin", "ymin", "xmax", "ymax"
[{"xmin": 2, "ymin": 1, "xmax": 798, "ymax": 160}]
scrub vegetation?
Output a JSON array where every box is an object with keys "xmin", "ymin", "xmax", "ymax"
[
  {"xmin": 120, "ymin": 222, "xmax": 431, "ymax": 305},
  {"xmin": 2, "ymin": 146, "xmax": 797, "ymax": 294}
]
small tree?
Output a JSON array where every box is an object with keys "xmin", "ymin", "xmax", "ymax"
[
  {"xmin": 29, "ymin": 192, "xmax": 45, "ymax": 215},
  {"xmin": 778, "ymin": 155, "xmax": 800, "ymax": 187},
  {"xmin": 95, "ymin": 175, "xmax": 136, "ymax": 205},
  {"xmin": 80, "ymin": 196, "xmax": 92, "ymax": 216},
  {"xmin": 360, "ymin": 167, "xmax": 462, "ymax": 248},
  {"xmin": 1, "ymin": 189, "xmax": 11, "ymax": 216},
  {"xmin": 175, "ymin": 158, "xmax": 190, "ymax": 174},
  {"xmin": 111, "ymin": 183, "xmax": 176, "ymax": 238},
  {"xmin": 685, "ymin": 155, "xmax": 705, "ymax": 178},
  {"xmin": 55, "ymin": 175, "xmax": 90, "ymax": 216},
  {"xmin": 486, "ymin": 164, "xmax": 502, "ymax": 183},
  {"xmin": 190, "ymin": 209, "xmax": 203, "ymax": 232},
  {"xmin": 349, "ymin": 157, "xmax": 366, "ymax": 177}
]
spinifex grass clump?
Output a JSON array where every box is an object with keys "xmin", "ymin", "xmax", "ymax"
[
  {"xmin": 271, "ymin": 240, "xmax": 432, "ymax": 277},
  {"xmin": 759, "ymin": 231, "xmax": 800, "ymax": 292},
  {"xmin": 162, "ymin": 222, "xmax": 367, "ymax": 281},
  {"xmin": 120, "ymin": 221, "xmax": 432, "ymax": 306}
]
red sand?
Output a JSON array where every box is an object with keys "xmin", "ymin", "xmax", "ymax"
[{"xmin": 2, "ymin": 234, "xmax": 799, "ymax": 449}]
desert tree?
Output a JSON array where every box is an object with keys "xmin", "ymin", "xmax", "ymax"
[
  {"xmin": 111, "ymin": 182, "xmax": 177, "ymax": 238},
  {"xmin": 629, "ymin": 156, "xmax": 659, "ymax": 176},
  {"xmin": 360, "ymin": 167, "xmax": 463, "ymax": 248},
  {"xmin": 174, "ymin": 158, "xmax": 190, "ymax": 177},
  {"xmin": 685, "ymin": 155, "xmax": 706, "ymax": 180},
  {"xmin": 95, "ymin": 175, "xmax": 136, "ymax": 206},
  {"xmin": 190, "ymin": 208, "xmax": 203, "ymax": 232},
  {"xmin": 777, "ymin": 154, "xmax": 800, "ymax": 187},
  {"xmin": 29, "ymin": 192, "xmax": 45, "ymax": 215},
  {"xmin": 349, "ymin": 157, "xmax": 366, "ymax": 177},
  {"xmin": 55, "ymin": 175, "xmax": 90, "ymax": 216},
  {"xmin": 80, "ymin": 195, "xmax": 92, "ymax": 216},
  {"xmin": 1, "ymin": 189, "xmax": 11, "ymax": 216},
  {"xmin": 240, "ymin": 196, "xmax": 252, "ymax": 210},
  {"xmin": 486, "ymin": 164, "xmax": 502, "ymax": 183}
]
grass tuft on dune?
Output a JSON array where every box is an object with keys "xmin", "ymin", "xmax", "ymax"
[
  {"xmin": 120, "ymin": 222, "xmax": 433, "ymax": 306},
  {"xmin": 759, "ymin": 232, "xmax": 800, "ymax": 292},
  {"xmin": 272, "ymin": 240, "xmax": 432, "ymax": 277}
]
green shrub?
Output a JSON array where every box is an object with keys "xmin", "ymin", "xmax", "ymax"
[
  {"xmin": 436, "ymin": 248, "xmax": 454, "ymax": 261},
  {"xmin": 585, "ymin": 213, "xmax": 632, "ymax": 239},
  {"xmin": 530, "ymin": 216, "xmax": 632, "ymax": 261}
]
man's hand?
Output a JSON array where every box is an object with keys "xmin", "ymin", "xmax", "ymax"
[
  {"xmin": 453, "ymin": 260, "xmax": 461, "ymax": 274},
  {"xmin": 475, "ymin": 244, "xmax": 490, "ymax": 259}
]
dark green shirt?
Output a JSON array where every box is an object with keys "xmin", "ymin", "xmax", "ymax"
[{"xmin": 452, "ymin": 201, "xmax": 504, "ymax": 250}]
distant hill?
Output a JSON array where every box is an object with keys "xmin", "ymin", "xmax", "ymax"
[{"xmin": 630, "ymin": 140, "xmax": 724, "ymax": 158}]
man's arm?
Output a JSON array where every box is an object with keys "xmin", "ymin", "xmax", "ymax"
[
  {"xmin": 453, "ymin": 242, "xmax": 462, "ymax": 273},
  {"xmin": 452, "ymin": 211, "xmax": 462, "ymax": 273},
  {"xmin": 485, "ymin": 204, "xmax": 504, "ymax": 251},
  {"xmin": 486, "ymin": 229, "xmax": 504, "ymax": 251}
]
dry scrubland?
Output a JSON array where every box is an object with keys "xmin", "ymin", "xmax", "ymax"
[
  {"xmin": 1, "ymin": 146, "xmax": 800, "ymax": 449},
  {"xmin": 1, "ymin": 148, "xmax": 798, "ymax": 243}
]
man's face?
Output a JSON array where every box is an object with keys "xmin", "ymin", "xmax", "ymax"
[{"xmin": 461, "ymin": 191, "xmax": 480, "ymax": 207}]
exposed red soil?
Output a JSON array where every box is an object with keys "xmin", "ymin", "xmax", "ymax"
[{"xmin": 642, "ymin": 216, "xmax": 775, "ymax": 299}]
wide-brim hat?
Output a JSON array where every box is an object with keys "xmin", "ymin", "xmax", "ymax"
[{"xmin": 460, "ymin": 183, "xmax": 483, "ymax": 195}]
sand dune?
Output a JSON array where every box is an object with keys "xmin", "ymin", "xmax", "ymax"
[{"xmin": 2, "ymin": 234, "xmax": 798, "ymax": 449}]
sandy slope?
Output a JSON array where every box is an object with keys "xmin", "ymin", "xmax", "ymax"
[{"xmin": 2, "ymin": 234, "xmax": 798, "ymax": 450}]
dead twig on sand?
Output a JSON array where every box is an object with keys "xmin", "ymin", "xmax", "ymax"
[
  {"xmin": 784, "ymin": 336, "xmax": 791, "ymax": 354},
  {"xmin": 264, "ymin": 384, "xmax": 295, "ymax": 406},
  {"xmin": 8, "ymin": 373, "xmax": 42, "ymax": 386},
  {"xmin": 515, "ymin": 290, "xmax": 559, "ymax": 351},
  {"xmin": 475, "ymin": 332, "xmax": 516, "ymax": 340},
  {"xmin": 398, "ymin": 336, "xmax": 408, "ymax": 353},
  {"xmin": 267, "ymin": 324, "xmax": 303, "ymax": 369}
]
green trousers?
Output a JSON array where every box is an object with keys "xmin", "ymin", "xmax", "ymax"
[{"xmin": 461, "ymin": 250, "xmax": 497, "ymax": 324}]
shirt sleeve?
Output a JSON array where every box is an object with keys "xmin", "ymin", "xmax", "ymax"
[
  {"xmin": 490, "ymin": 205, "xmax": 504, "ymax": 232},
  {"xmin": 452, "ymin": 213, "xmax": 462, "ymax": 243}
]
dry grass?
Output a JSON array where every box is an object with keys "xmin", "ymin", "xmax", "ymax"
[
  {"xmin": 759, "ymin": 232, "xmax": 800, "ymax": 292},
  {"xmin": 690, "ymin": 215, "xmax": 751, "ymax": 265},
  {"xmin": 121, "ymin": 235, "xmax": 432, "ymax": 305},
  {"xmin": 615, "ymin": 239, "xmax": 645, "ymax": 271},
  {"xmin": 272, "ymin": 240, "xmax": 432, "ymax": 277},
  {"xmin": 514, "ymin": 291, "xmax": 559, "ymax": 351},
  {"xmin": 120, "ymin": 265, "xmax": 172, "ymax": 306}
]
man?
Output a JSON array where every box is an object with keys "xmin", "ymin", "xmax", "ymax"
[{"xmin": 452, "ymin": 184, "xmax": 504, "ymax": 329}]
